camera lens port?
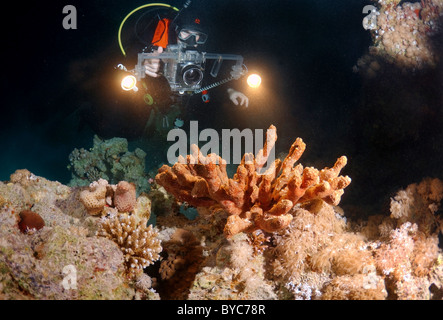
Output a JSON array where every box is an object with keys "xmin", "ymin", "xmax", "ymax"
[{"xmin": 182, "ymin": 64, "xmax": 203, "ymax": 86}]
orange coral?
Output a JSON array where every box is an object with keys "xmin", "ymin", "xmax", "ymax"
[{"xmin": 155, "ymin": 125, "xmax": 351, "ymax": 237}]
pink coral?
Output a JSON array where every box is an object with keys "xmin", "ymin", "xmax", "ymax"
[{"xmin": 114, "ymin": 181, "xmax": 137, "ymax": 213}]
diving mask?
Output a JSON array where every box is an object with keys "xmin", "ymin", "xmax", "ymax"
[{"xmin": 178, "ymin": 29, "xmax": 208, "ymax": 45}]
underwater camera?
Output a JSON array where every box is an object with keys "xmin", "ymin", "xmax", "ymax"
[
  {"xmin": 147, "ymin": 44, "xmax": 206, "ymax": 93},
  {"xmin": 121, "ymin": 43, "xmax": 249, "ymax": 95}
]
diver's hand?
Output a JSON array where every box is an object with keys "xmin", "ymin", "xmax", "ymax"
[
  {"xmin": 144, "ymin": 46, "xmax": 163, "ymax": 78},
  {"xmin": 227, "ymin": 88, "xmax": 249, "ymax": 107}
]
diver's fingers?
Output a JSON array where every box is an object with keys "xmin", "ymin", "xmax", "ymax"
[
  {"xmin": 145, "ymin": 69, "xmax": 159, "ymax": 77},
  {"xmin": 230, "ymin": 96, "xmax": 239, "ymax": 105},
  {"xmin": 243, "ymin": 97, "xmax": 249, "ymax": 108},
  {"xmin": 237, "ymin": 94, "xmax": 248, "ymax": 107},
  {"xmin": 144, "ymin": 60, "xmax": 161, "ymax": 77}
]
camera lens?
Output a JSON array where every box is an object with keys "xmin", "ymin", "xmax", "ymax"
[{"xmin": 182, "ymin": 64, "xmax": 203, "ymax": 86}]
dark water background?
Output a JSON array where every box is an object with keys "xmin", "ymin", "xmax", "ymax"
[{"xmin": 1, "ymin": 0, "xmax": 442, "ymax": 216}]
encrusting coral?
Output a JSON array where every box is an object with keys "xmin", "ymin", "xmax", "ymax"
[
  {"xmin": 0, "ymin": 169, "xmax": 148, "ymax": 299},
  {"xmin": 155, "ymin": 125, "xmax": 351, "ymax": 237},
  {"xmin": 355, "ymin": 0, "xmax": 443, "ymax": 77},
  {"xmin": 79, "ymin": 179, "xmax": 109, "ymax": 215},
  {"xmin": 97, "ymin": 213, "xmax": 162, "ymax": 279}
]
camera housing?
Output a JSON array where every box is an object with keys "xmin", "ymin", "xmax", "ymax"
[
  {"xmin": 135, "ymin": 44, "xmax": 245, "ymax": 95},
  {"xmin": 163, "ymin": 45, "xmax": 205, "ymax": 93}
]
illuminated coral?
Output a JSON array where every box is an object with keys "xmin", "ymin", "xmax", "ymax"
[
  {"xmin": 355, "ymin": 0, "xmax": 443, "ymax": 76},
  {"xmin": 114, "ymin": 181, "xmax": 137, "ymax": 213},
  {"xmin": 155, "ymin": 125, "xmax": 351, "ymax": 237},
  {"xmin": 79, "ymin": 178, "xmax": 108, "ymax": 215},
  {"xmin": 97, "ymin": 213, "xmax": 162, "ymax": 278},
  {"xmin": 80, "ymin": 179, "xmax": 143, "ymax": 216},
  {"xmin": 390, "ymin": 177, "xmax": 443, "ymax": 234}
]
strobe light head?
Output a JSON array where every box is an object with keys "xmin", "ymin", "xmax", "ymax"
[{"xmin": 121, "ymin": 75, "xmax": 138, "ymax": 92}]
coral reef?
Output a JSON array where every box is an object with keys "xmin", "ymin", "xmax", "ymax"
[
  {"xmin": 68, "ymin": 135, "xmax": 150, "ymax": 194},
  {"xmin": 372, "ymin": 178, "xmax": 443, "ymax": 299},
  {"xmin": 97, "ymin": 213, "xmax": 162, "ymax": 279},
  {"xmin": 355, "ymin": 0, "xmax": 443, "ymax": 77},
  {"xmin": 155, "ymin": 125, "xmax": 351, "ymax": 237},
  {"xmin": 268, "ymin": 180, "xmax": 443, "ymax": 300},
  {"xmin": 0, "ymin": 169, "xmax": 158, "ymax": 299},
  {"xmin": 0, "ymin": 169, "xmax": 441, "ymax": 300}
]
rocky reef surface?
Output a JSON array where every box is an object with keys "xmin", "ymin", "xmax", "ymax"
[{"xmin": 1, "ymin": 164, "xmax": 442, "ymax": 299}]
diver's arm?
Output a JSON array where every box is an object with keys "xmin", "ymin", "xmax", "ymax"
[{"xmin": 227, "ymin": 88, "xmax": 249, "ymax": 107}]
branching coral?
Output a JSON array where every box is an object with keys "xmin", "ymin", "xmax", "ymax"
[
  {"xmin": 97, "ymin": 213, "xmax": 162, "ymax": 278},
  {"xmin": 155, "ymin": 125, "xmax": 351, "ymax": 237}
]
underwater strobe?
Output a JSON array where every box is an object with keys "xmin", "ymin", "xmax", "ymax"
[
  {"xmin": 117, "ymin": 64, "xmax": 139, "ymax": 92},
  {"xmin": 247, "ymin": 74, "xmax": 262, "ymax": 88}
]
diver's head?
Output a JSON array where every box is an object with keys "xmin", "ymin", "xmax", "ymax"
[{"xmin": 173, "ymin": 10, "xmax": 208, "ymax": 48}]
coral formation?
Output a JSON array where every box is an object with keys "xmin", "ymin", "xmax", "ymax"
[
  {"xmin": 79, "ymin": 179, "xmax": 138, "ymax": 217},
  {"xmin": 156, "ymin": 125, "xmax": 351, "ymax": 237},
  {"xmin": 114, "ymin": 181, "xmax": 137, "ymax": 213},
  {"xmin": 68, "ymin": 135, "xmax": 150, "ymax": 193},
  {"xmin": 355, "ymin": 0, "xmax": 443, "ymax": 77},
  {"xmin": 0, "ymin": 170, "xmax": 150, "ymax": 299},
  {"xmin": 268, "ymin": 181, "xmax": 443, "ymax": 300},
  {"xmin": 79, "ymin": 178, "xmax": 108, "ymax": 215},
  {"xmin": 97, "ymin": 213, "xmax": 162, "ymax": 279},
  {"xmin": 1, "ymin": 170, "xmax": 441, "ymax": 300},
  {"xmin": 157, "ymin": 228, "xmax": 204, "ymax": 299},
  {"xmin": 371, "ymin": 177, "xmax": 443, "ymax": 299},
  {"xmin": 187, "ymin": 233, "xmax": 277, "ymax": 300}
]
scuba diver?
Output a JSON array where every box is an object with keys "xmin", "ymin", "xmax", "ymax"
[
  {"xmin": 138, "ymin": 6, "xmax": 250, "ymax": 139},
  {"xmin": 143, "ymin": 10, "xmax": 249, "ymax": 107}
]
